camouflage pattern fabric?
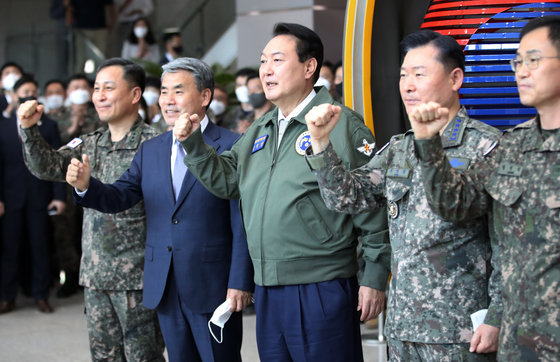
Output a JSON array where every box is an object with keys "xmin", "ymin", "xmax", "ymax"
[
  {"xmin": 414, "ymin": 116, "xmax": 560, "ymax": 361},
  {"xmin": 50, "ymin": 105, "xmax": 105, "ymax": 144},
  {"xmin": 308, "ymin": 108, "xmax": 503, "ymax": 345},
  {"xmin": 387, "ymin": 338, "xmax": 496, "ymax": 361},
  {"xmin": 84, "ymin": 288, "xmax": 164, "ymax": 361}
]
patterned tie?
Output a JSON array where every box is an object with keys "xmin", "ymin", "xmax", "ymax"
[{"xmin": 172, "ymin": 140, "xmax": 187, "ymax": 200}]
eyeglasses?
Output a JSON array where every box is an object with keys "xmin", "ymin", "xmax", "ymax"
[{"xmin": 510, "ymin": 54, "xmax": 560, "ymax": 72}]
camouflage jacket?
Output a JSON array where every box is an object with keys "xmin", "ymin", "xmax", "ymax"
[
  {"xmin": 19, "ymin": 117, "xmax": 158, "ymax": 290},
  {"xmin": 308, "ymin": 108, "xmax": 503, "ymax": 343},
  {"xmin": 50, "ymin": 105, "xmax": 104, "ymax": 144},
  {"xmin": 415, "ymin": 116, "xmax": 560, "ymax": 360}
]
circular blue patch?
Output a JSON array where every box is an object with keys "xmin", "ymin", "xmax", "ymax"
[{"xmin": 295, "ymin": 131, "xmax": 312, "ymax": 155}]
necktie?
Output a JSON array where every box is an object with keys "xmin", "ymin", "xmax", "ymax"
[{"xmin": 173, "ymin": 140, "xmax": 187, "ymax": 200}]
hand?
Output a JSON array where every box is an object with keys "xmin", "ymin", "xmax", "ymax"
[
  {"xmin": 17, "ymin": 100, "xmax": 44, "ymax": 129},
  {"xmin": 358, "ymin": 286, "xmax": 385, "ymax": 321},
  {"xmin": 226, "ymin": 289, "xmax": 252, "ymax": 312},
  {"xmin": 47, "ymin": 200, "xmax": 66, "ymax": 215},
  {"xmin": 305, "ymin": 103, "xmax": 342, "ymax": 153},
  {"xmin": 173, "ymin": 112, "xmax": 201, "ymax": 141},
  {"xmin": 470, "ymin": 324, "xmax": 499, "ymax": 353},
  {"xmin": 66, "ymin": 154, "xmax": 91, "ymax": 192},
  {"xmin": 0, "ymin": 201, "xmax": 4, "ymax": 217},
  {"xmin": 408, "ymin": 101, "xmax": 449, "ymax": 140}
]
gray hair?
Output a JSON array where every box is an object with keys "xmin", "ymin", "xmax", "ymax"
[{"xmin": 161, "ymin": 57, "xmax": 215, "ymax": 104}]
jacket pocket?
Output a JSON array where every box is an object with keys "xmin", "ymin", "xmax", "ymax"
[
  {"xmin": 295, "ymin": 196, "xmax": 333, "ymax": 243},
  {"xmin": 486, "ymin": 175, "xmax": 523, "ymax": 207}
]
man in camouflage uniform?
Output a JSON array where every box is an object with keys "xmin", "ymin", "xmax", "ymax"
[
  {"xmin": 410, "ymin": 16, "xmax": 560, "ymax": 361},
  {"xmin": 17, "ymin": 58, "xmax": 164, "ymax": 361},
  {"xmin": 305, "ymin": 30, "xmax": 502, "ymax": 360}
]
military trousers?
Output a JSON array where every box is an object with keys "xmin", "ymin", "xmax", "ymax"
[
  {"xmin": 84, "ymin": 287, "xmax": 165, "ymax": 362},
  {"xmin": 387, "ymin": 338, "xmax": 496, "ymax": 361}
]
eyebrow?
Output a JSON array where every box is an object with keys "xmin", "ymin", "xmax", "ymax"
[
  {"xmin": 94, "ymin": 80, "xmax": 117, "ymax": 86},
  {"xmin": 516, "ymin": 49, "xmax": 541, "ymax": 55},
  {"xmin": 161, "ymin": 84, "xmax": 185, "ymax": 90},
  {"xmin": 261, "ymin": 51, "xmax": 285, "ymax": 57},
  {"xmin": 400, "ymin": 65, "xmax": 426, "ymax": 71}
]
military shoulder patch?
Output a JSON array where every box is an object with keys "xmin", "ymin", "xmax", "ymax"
[
  {"xmin": 67, "ymin": 138, "xmax": 83, "ymax": 149},
  {"xmin": 357, "ymin": 139, "xmax": 375, "ymax": 157},
  {"xmin": 448, "ymin": 157, "xmax": 470, "ymax": 170},
  {"xmin": 295, "ymin": 131, "xmax": 311, "ymax": 156}
]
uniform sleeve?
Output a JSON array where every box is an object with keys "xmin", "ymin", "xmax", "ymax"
[
  {"xmin": 414, "ymin": 134, "xmax": 494, "ymax": 222},
  {"xmin": 306, "ymin": 116, "xmax": 391, "ymax": 290},
  {"xmin": 484, "ymin": 210, "xmax": 503, "ymax": 328},
  {"xmin": 19, "ymin": 124, "xmax": 82, "ymax": 182},
  {"xmin": 180, "ymin": 127, "xmax": 242, "ymax": 200}
]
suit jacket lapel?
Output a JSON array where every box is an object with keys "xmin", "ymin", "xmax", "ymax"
[{"xmin": 159, "ymin": 132, "xmax": 176, "ymax": 205}]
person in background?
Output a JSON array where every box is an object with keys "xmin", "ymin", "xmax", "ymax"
[
  {"xmin": 1, "ymin": 62, "xmax": 23, "ymax": 116},
  {"xmin": 108, "ymin": 0, "xmax": 154, "ymax": 58},
  {"xmin": 143, "ymin": 76, "xmax": 165, "ymax": 133},
  {"xmin": 43, "ymin": 79, "xmax": 67, "ymax": 117},
  {"xmin": 333, "ymin": 60, "xmax": 343, "ymax": 102},
  {"xmin": 160, "ymin": 29, "xmax": 183, "ymax": 65},
  {"xmin": 208, "ymin": 83, "xmax": 236, "ymax": 130},
  {"xmin": 121, "ymin": 17, "xmax": 160, "ymax": 64},
  {"xmin": 315, "ymin": 60, "xmax": 334, "ymax": 94},
  {"xmin": 239, "ymin": 72, "xmax": 274, "ymax": 134},
  {"xmin": 0, "ymin": 74, "xmax": 66, "ymax": 314}
]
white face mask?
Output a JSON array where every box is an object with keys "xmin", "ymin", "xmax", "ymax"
[
  {"xmin": 134, "ymin": 26, "xmax": 148, "ymax": 39},
  {"xmin": 142, "ymin": 90, "xmax": 159, "ymax": 106},
  {"xmin": 315, "ymin": 76, "xmax": 331, "ymax": 91},
  {"xmin": 2, "ymin": 73, "xmax": 20, "ymax": 91},
  {"xmin": 235, "ymin": 86, "xmax": 249, "ymax": 104},
  {"xmin": 209, "ymin": 100, "xmax": 226, "ymax": 116},
  {"xmin": 46, "ymin": 94, "xmax": 65, "ymax": 110},
  {"xmin": 138, "ymin": 109, "xmax": 146, "ymax": 120},
  {"xmin": 68, "ymin": 89, "xmax": 91, "ymax": 105},
  {"xmin": 208, "ymin": 299, "xmax": 233, "ymax": 344}
]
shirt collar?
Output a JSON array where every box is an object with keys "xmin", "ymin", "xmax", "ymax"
[{"xmin": 277, "ymin": 89, "xmax": 317, "ymax": 124}]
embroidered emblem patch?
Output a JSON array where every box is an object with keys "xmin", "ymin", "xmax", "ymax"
[
  {"xmin": 388, "ymin": 201, "xmax": 399, "ymax": 219},
  {"xmin": 295, "ymin": 131, "xmax": 312, "ymax": 156},
  {"xmin": 357, "ymin": 139, "xmax": 375, "ymax": 157},
  {"xmin": 252, "ymin": 135, "xmax": 268, "ymax": 154}
]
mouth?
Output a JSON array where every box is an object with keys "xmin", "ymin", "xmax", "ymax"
[
  {"xmin": 264, "ymin": 80, "xmax": 278, "ymax": 89},
  {"xmin": 164, "ymin": 109, "xmax": 180, "ymax": 116}
]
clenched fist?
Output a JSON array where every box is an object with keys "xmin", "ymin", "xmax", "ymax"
[
  {"xmin": 17, "ymin": 100, "xmax": 44, "ymax": 129},
  {"xmin": 173, "ymin": 112, "xmax": 201, "ymax": 141},
  {"xmin": 408, "ymin": 101, "xmax": 450, "ymax": 140},
  {"xmin": 305, "ymin": 103, "xmax": 342, "ymax": 154},
  {"xmin": 66, "ymin": 154, "xmax": 91, "ymax": 192}
]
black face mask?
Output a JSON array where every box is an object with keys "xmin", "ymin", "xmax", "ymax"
[
  {"xmin": 335, "ymin": 82, "xmax": 343, "ymax": 99},
  {"xmin": 248, "ymin": 92, "xmax": 267, "ymax": 109},
  {"xmin": 172, "ymin": 45, "xmax": 183, "ymax": 55},
  {"xmin": 19, "ymin": 96, "xmax": 37, "ymax": 104}
]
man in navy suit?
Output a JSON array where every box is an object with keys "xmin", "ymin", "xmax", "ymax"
[
  {"xmin": 66, "ymin": 57, "xmax": 254, "ymax": 362},
  {"xmin": 0, "ymin": 74, "xmax": 66, "ymax": 313}
]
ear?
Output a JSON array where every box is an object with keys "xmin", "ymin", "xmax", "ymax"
[
  {"xmin": 131, "ymin": 86, "xmax": 143, "ymax": 104},
  {"xmin": 201, "ymin": 88, "xmax": 212, "ymax": 108},
  {"xmin": 304, "ymin": 57, "xmax": 318, "ymax": 80},
  {"xmin": 449, "ymin": 68, "xmax": 464, "ymax": 92}
]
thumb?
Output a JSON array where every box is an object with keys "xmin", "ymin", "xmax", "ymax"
[
  {"xmin": 82, "ymin": 154, "xmax": 90, "ymax": 169},
  {"xmin": 438, "ymin": 107, "xmax": 449, "ymax": 120}
]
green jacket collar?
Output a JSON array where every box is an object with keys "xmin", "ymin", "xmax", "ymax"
[
  {"xmin": 98, "ymin": 116, "xmax": 145, "ymax": 149},
  {"xmin": 520, "ymin": 115, "xmax": 560, "ymax": 152}
]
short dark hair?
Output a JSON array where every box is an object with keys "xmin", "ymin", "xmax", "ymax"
[
  {"xmin": 272, "ymin": 23, "xmax": 324, "ymax": 83},
  {"xmin": 14, "ymin": 73, "xmax": 37, "ymax": 92},
  {"xmin": 67, "ymin": 73, "xmax": 92, "ymax": 87},
  {"xmin": 235, "ymin": 67, "xmax": 256, "ymax": 79},
  {"xmin": 520, "ymin": 15, "xmax": 560, "ymax": 54},
  {"xmin": 163, "ymin": 32, "xmax": 180, "ymax": 44},
  {"xmin": 97, "ymin": 58, "xmax": 146, "ymax": 93},
  {"xmin": 1, "ymin": 61, "xmax": 23, "ymax": 76},
  {"xmin": 245, "ymin": 72, "xmax": 260, "ymax": 85},
  {"xmin": 44, "ymin": 79, "xmax": 66, "ymax": 92},
  {"xmin": 400, "ymin": 29, "xmax": 465, "ymax": 73},
  {"xmin": 145, "ymin": 75, "xmax": 161, "ymax": 89}
]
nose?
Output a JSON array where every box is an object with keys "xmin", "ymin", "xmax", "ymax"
[
  {"xmin": 401, "ymin": 76, "xmax": 415, "ymax": 93},
  {"xmin": 260, "ymin": 62, "xmax": 272, "ymax": 77}
]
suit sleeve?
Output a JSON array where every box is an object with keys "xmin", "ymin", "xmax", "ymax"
[
  {"xmin": 74, "ymin": 144, "xmax": 144, "ymax": 213},
  {"xmin": 226, "ymin": 199, "xmax": 254, "ymax": 292},
  {"xmin": 180, "ymin": 127, "xmax": 242, "ymax": 200}
]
